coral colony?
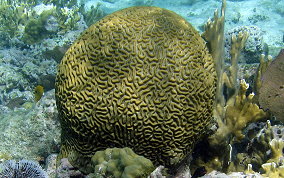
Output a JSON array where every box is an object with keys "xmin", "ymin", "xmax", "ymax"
[{"xmin": 0, "ymin": 0, "xmax": 283, "ymax": 177}]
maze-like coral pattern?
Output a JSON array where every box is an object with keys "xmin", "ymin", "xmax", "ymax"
[{"xmin": 55, "ymin": 6, "xmax": 216, "ymax": 168}]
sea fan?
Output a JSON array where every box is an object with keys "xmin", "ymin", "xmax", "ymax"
[{"xmin": 0, "ymin": 159, "xmax": 48, "ymax": 178}]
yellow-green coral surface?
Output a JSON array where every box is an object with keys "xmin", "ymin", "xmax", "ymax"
[
  {"xmin": 55, "ymin": 6, "xmax": 216, "ymax": 169},
  {"xmin": 90, "ymin": 147, "xmax": 155, "ymax": 178}
]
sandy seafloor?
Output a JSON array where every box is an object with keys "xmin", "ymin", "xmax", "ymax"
[{"xmin": 0, "ymin": 0, "xmax": 283, "ymax": 177}]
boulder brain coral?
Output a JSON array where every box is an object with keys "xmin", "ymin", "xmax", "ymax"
[{"xmin": 55, "ymin": 6, "xmax": 216, "ymax": 170}]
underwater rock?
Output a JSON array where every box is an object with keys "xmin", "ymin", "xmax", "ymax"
[
  {"xmin": 202, "ymin": 170, "xmax": 263, "ymax": 178},
  {"xmin": 0, "ymin": 89, "xmax": 60, "ymax": 161},
  {"xmin": 42, "ymin": 44, "xmax": 70, "ymax": 63},
  {"xmin": 44, "ymin": 15, "xmax": 59, "ymax": 33},
  {"xmin": 44, "ymin": 154, "xmax": 57, "ymax": 178},
  {"xmin": 225, "ymin": 26, "xmax": 264, "ymax": 64},
  {"xmin": 5, "ymin": 96, "xmax": 26, "ymax": 109},
  {"xmin": 0, "ymin": 64, "xmax": 29, "ymax": 104},
  {"xmin": 259, "ymin": 49, "xmax": 284, "ymax": 122},
  {"xmin": 55, "ymin": 157, "xmax": 85, "ymax": 178}
]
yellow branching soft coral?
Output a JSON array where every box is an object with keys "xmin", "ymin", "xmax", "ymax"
[
  {"xmin": 202, "ymin": 0, "xmax": 226, "ymax": 121},
  {"xmin": 261, "ymin": 162, "xmax": 284, "ymax": 178},
  {"xmin": 260, "ymin": 138, "xmax": 284, "ymax": 177},
  {"xmin": 191, "ymin": 0, "xmax": 269, "ymax": 174},
  {"xmin": 224, "ymin": 32, "xmax": 248, "ymax": 104},
  {"xmin": 208, "ymin": 31, "xmax": 262, "ymax": 146},
  {"xmin": 224, "ymin": 80, "xmax": 268, "ymax": 142},
  {"xmin": 267, "ymin": 139, "xmax": 284, "ymax": 164},
  {"xmin": 207, "ymin": 5, "xmax": 267, "ymax": 146}
]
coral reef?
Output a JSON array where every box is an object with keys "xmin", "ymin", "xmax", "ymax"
[
  {"xmin": 0, "ymin": 90, "xmax": 60, "ymax": 161},
  {"xmin": 202, "ymin": 0, "xmax": 266, "ymax": 146},
  {"xmin": 224, "ymin": 121, "xmax": 284, "ymax": 177},
  {"xmin": 81, "ymin": 2, "xmax": 106, "ymax": 27},
  {"xmin": 43, "ymin": 0, "xmax": 78, "ymax": 8},
  {"xmin": 0, "ymin": 1, "xmax": 85, "ymax": 46},
  {"xmin": 203, "ymin": 170, "xmax": 263, "ymax": 178},
  {"xmin": 55, "ymin": 5, "xmax": 216, "ymax": 173},
  {"xmin": 0, "ymin": 63, "xmax": 29, "ymax": 105},
  {"xmin": 212, "ymin": 79, "xmax": 267, "ymax": 143},
  {"xmin": 22, "ymin": 18, "xmax": 49, "ymax": 45},
  {"xmin": 22, "ymin": 4, "xmax": 83, "ymax": 44},
  {"xmin": 261, "ymin": 162, "xmax": 284, "ymax": 178},
  {"xmin": 0, "ymin": 159, "xmax": 48, "ymax": 178},
  {"xmin": 225, "ymin": 26, "xmax": 264, "ymax": 63},
  {"xmin": 44, "ymin": 154, "xmax": 58, "ymax": 178},
  {"xmin": 0, "ymin": 0, "xmax": 35, "ymax": 40},
  {"xmin": 0, "ymin": 3, "xmax": 85, "ymax": 110},
  {"xmin": 0, "ymin": 0, "xmax": 282, "ymax": 177}
]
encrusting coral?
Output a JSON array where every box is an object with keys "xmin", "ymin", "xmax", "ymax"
[
  {"xmin": 55, "ymin": 5, "xmax": 217, "ymax": 174},
  {"xmin": 89, "ymin": 147, "xmax": 155, "ymax": 178}
]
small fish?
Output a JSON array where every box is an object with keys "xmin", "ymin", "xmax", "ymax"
[{"xmin": 34, "ymin": 85, "xmax": 44, "ymax": 102}]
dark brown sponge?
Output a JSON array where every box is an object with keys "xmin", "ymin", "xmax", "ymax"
[{"xmin": 55, "ymin": 6, "xmax": 216, "ymax": 169}]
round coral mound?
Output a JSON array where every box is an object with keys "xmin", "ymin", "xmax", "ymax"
[{"xmin": 55, "ymin": 6, "xmax": 216, "ymax": 170}]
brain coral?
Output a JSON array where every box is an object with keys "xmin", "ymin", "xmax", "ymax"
[{"xmin": 55, "ymin": 6, "xmax": 216, "ymax": 170}]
